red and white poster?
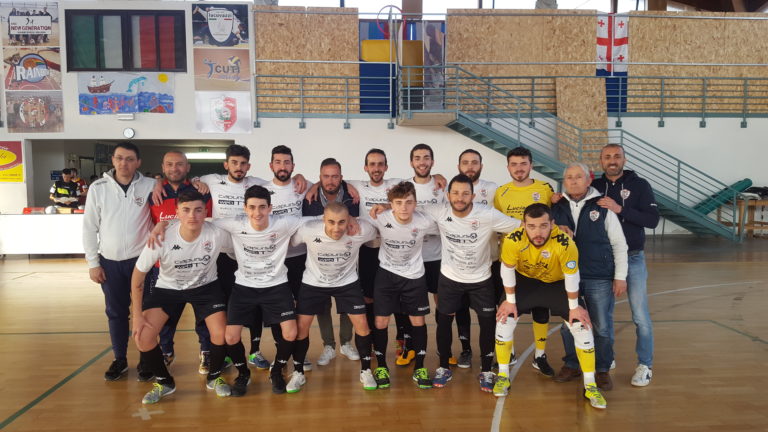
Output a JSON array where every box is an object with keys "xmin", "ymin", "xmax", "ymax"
[
  {"xmin": 195, "ymin": 91, "xmax": 251, "ymax": 133},
  {"xmin": 596, "ymin": 14, "xmax": 629, "ymax": 74},
  {"xmin": 0, "ymin": 141, "xmax": 24, "ymax": 182}
]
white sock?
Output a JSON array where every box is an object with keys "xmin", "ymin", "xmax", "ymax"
[
  {"xmin": 535, "ymin": 349, "xmax": 545, "ymax": 358},
  {"xmin": 499, "ymin": 363, "xmax": 510, "ymax": 376},
  {"xmin": 583, "ymin": 371, "xmax": 595, "ymax": 387}
]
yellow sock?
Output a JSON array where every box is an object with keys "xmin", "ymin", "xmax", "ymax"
[
  {"xmin": 575, "ymin": 347, "xmax": 596, "ymax": 374},
  {"xmin": 533, "ymin": 322, "xmax": 548, "ymax": 355},
  {"xmin": 495, "ymin": 339, "xmax": 514, "ymax": 376}
]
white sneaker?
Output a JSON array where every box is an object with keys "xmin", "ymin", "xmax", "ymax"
[
  {"xmin": 303, "ymin": 359, "xmax": 313, "ymax": 372},
  {"xmin": 286, "ymin": 371, "xmax": 306, "ymax": 393},
  {"xmin": 360, "ymin": 369, "xmax": 377, "ymax": 390},
  {"xmin": 631, "ymin": 364, "xmax": 652, "ymax": 387},
  {"xmin": 610, "ymin": 360, "xmax": 616, "ymax": 370},
  {"xmin": 340, "ymin": 342, "xmax": 360, "ymax": 361},
  {"xmin": 317, "ymin": 345, "xmax": 336, "ymax": 366}
]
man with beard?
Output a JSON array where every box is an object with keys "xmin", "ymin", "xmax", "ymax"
[
  {"xmin": 148, "ymin": 151, "xmax": 214, "ymax": 373},
  {"xmin": 493, "ymin": 146, "xmax": 557, "ymax": 377},
  {"xmin": 493, "ymin": 203, "xmax": 607, "ymax": 410},
  {"xmin": 262, "ymin": 145, "xmax": 314, "ymax": 372},
  {"xmin": 591, "ymin": 144, "xmax": 659, "ymax": 387},
  {"xmin": 302, "ymin": 158, "xmax": 360, "ymax": 366},
  {"xmin": 418, "ymin": 174, "xmax": 520, "ymax": 391},
  {"xmin": 452, "ymin": 149, "xmax": 499, "ymax": 369}
]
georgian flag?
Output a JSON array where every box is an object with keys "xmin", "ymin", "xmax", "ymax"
[{"xmin": 596, "ymin": 14, "xmax": 628, "ymax": 74}]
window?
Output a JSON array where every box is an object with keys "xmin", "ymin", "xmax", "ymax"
[{"xmin": 65, "ymin": 10, "xmax": 186, "ymax": 72}]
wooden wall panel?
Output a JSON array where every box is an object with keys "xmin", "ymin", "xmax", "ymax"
[{"xmin": 556, "ymin": 78, "xmax": 607, "ymax": 168}]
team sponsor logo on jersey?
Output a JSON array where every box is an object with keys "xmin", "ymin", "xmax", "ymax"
[
  {"xmin": 174, "ymin": 255, "xmax": 211, "ymax": 269},
  {"xmin": 532, "ymin": 192, "xmax": 541, "ymax": 202},
  {"xmin": 171, "ymin": 244, "xmax": 181, "ymax": 250},
  {"xmin": 589, "ymin": 210, "xmax": 600, "ymax": 222},
  {"xmin": 620, "ymin": 189, "xmax": 631, "ymax": 200},
  {"xmin": 432, "ymin": 189, "xmax": 440, "ymax": 197},
  {"xmin": 203, "ymin": 240, "xmax": 213, "ymax": 252},
  {"xmin": 134, "ymin": 196, "xmax": 145, "ymax": 207},
  {"xmin": 445, "ymin": 232, "xmax": 478, "ymax": 244},
  {"xmin": 470, "ymin": 220, "xmax": 479, "ymax": 231},
  {"xmin": 541, "ymin": 249, "xmax": 550, "ymax": 259},
  {"xmin": 566, "ymin": 260, "xmax": 577, "ymax": 269}
]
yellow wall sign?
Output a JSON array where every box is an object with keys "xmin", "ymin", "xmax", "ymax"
[{"xmin": 0, "ymin": 141, "xmax": 23, "ymax": 183}]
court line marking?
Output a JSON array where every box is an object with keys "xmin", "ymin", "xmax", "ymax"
[
  {"xmin": 490, "ymin": 279, "xmax": 764, "ymax": 432},
  {"xmin": 0, "ymin": 346, "xmax": 112, "ymax": 430}
]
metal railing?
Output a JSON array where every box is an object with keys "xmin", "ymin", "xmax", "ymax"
[{"xmin": 400, "ymin": 65, "xmax": 742, "ymax": 238}]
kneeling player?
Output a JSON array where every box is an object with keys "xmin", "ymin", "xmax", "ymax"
[
  {"xmin": 291, "ymin": 203, "xmax": 377, "ymax": 392},
  {"xmin": 493, "ymin": 203, "xmax": 607, "ymax": 409},
  {"xmin": 370, "ymin": 182, "xmax": 438, "ymax": 389},
  {"xmin": 131, "ymin": 190, "xmax": 231, "ymax": 404}
]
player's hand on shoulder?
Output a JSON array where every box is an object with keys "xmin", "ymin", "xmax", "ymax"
[
  {"xmin": 558, "ymin": 225, "xmax": 574, "ymax": 237},
  {"xmin": 292, "ymin": 174, "xmax": 307, "ymax": 194},
  {"xmin": 347, "ymin": 182, "xmax": 360, "ymax": 204},
  {"xmin": 193, "ymin": 180, "xmax": 209, "ymax": 195},
  {"xmin": 151, "ymin": 178, "xmax": 166, "ymax": 206},
  {"xmin": 147, "ymin": 221, "xmax": 170, "ymax": 249},
  {"xmin": 433, "ymin": 174, "xmax": 447, "ymax": 190},
  {"xmin": 346, "ymin": 217, "xmax": 360, "ymax": 236},
  {"xmin": 369, "ymin": 203, "xmax": 389, "ymax": 219},
  {"xmin": 551, "ymin": 192, "xmax": 563, "ymax": 204},
  {"xmin": 305, "ymin": 182, "xmax": 320, "ymax": 203}
]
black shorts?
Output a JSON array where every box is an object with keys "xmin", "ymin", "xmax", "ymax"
[
  {"xmin": 373, "ymin": 267, "xmax": 430, "ymax": 317},
  {"xmin": 285, "ymin": 254, "xmax": 306, "ymax": 301},
  {"xmin": 359, "ymin": 245, "xmax": 380, "ymax": 299},
  {"xmin": 142, "ymin": 281, "xmax": 227, "ymax": 325},
  {"xmin": 227, "ymin": 283, "xmax": 296, "ymax": 326},
  {"xmin": 297, "ymin": 281, "xmax": 367, "ymax": 316},
  {"xmin": 437, "ymin": 274, "xmax": 496, "ymax": 317},
  {"xmin": 217, "ymin": 254, "xmax": 238, "ymax": 298},
  {"xmin": 424, "ymin": 260, "xmax": 441, "ymax": 294},
  {"xmin": 491, "ymin": 260, "xmax": 504, "ymax": 304},
  {"xmin": 514, "ymin": 272, "xmax": 570, "ymax": 320}
]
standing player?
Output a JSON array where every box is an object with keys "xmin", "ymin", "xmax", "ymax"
[
  {"xmin": 493, "ymin": 146, "xmax": 556, "ymax": 376},
  {"xmin": 493, "ymin": 203, "xmax": 606, "ymax": 409},
  {"xmin": 290, "ymin": 203, "xmax": 376, "ymax": 392},
  {"xmin": 420, "ymin": 174, "xmax": 520, "ymax": 391},
  {"xmin": 592, "ymin": 144, "xmax": 659, "ymax": 387},
  {"xmin": 131, "ymin": 190, "xmax": 231, "ymax": 404},
  {"xmin": 369, "ymin": 182, "xmax": 438, "ymax": 389},
  {"xmin": 147, "ymin": 151, "xmax": 213, "ymax": 372},
  {"xmin": 453, "ymin": 149, "xmax": 499, "ymax": 369},
  {"xmin": 83, "ymin": 142, "xmax": 157, "ymax": 381}
]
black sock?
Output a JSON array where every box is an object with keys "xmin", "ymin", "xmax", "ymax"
[
  {"xmin": 456, "ymin": 306, "xmax": 472, "ymax": 352},
  {"xmin": 478, "ymin": 315, "xmax": 496, "ymax": 372},
  {"xmin": 373, "ymin": 327, "xmax": 389, "ymax": 369},
  {"xmin": 249, "ymin": 309, "xmax": 264, "ymax": 354},
  {"xmin": 142, "ymin": 345, "xmax": 174, "ymax": 387},
  {"xmin": 355, "ymin": 333, "xmax": 373, "ymax": 371},
  {"xmin": 411, "ymin": 324, "xmax": 427, "ymax": 370},
  {"xmin": 271, "ymin": 324, "xmax": 283, "ymax": 347},
  {"xmin": 436, "ymin": 312, "xmax": 454, "ymax": 369},
  {"xmin": 365, "ymin": 303, "xmax": 375, "ymax": 333},
  {"xmin": 227, "ymin": 341, "xmax": 250, "ymax": 376},
  {"xmin": 207, "ymin": 343, "xmax": 227, "ymax": 381},
  {"xmin": 272, "ymin": 337, "xmax": 295, "ymax": 377},
  {"xmin": 394, "ymin": 313, "xmax": 408, "ymax": 340},
  {"xmin": 293, "ymin": 337, "xmax": 309, "ymax": 374}
]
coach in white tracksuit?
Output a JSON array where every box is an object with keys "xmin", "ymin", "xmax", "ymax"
[{"xmin": 83, "ymin": 142, "xmax": 156, "ymax": 381}]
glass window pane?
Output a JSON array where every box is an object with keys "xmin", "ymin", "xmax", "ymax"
[
  {"xmin": 132, "ymin": 15, "xmax": 157, "ymax": 69},
  {"xmin": 100, "ymin": 15, "xmax": 123, "ymax": 69},
  {"xmin": 158, "ymin": 15, "xmax": 177, "ymax": 69},
  {"xmin": 71, "ymin": 15, "xmax": 96, "ymax": 69}
]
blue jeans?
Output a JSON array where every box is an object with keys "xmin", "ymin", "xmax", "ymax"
[
  {"xmin": 560, "ymin": 279, "xmax": 615, "ymax": 372},
  {"xmin": 627, "ymin": 251, "xmax": 653, "ymax": 367}
]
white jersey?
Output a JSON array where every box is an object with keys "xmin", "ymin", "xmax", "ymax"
[
  {"xmin": 200, "ymin": 174, "xmax": 266, "ymax": 219},
  {"xmin": 412, "ymin": 177, "xmax": 446, "ymax": 262},
  {"xmin": 135, "ymin": 222, "xmax": 230, "ymax": 290},
  {"xmin": 214, "ymin": 214, "xmax": 302, "ymax": 288},
  {"xmin": 373, "ymin": 210, "xmax": 439, "ymax": 279},
  {"xmin": 423, "ymin": 203, "xmax": 520, "ymax": 283},
  {"xmin": 263, "ymin": 178, "xmax": 313, "ymax": 258},
  {"xmin": 292, "ymin": 219, "xmax": 377, "ymax": 287},
  {"xmin": 347, "ymin": 178, "xmax": 401, "ymax": 248},
  {"xmin": 82, "ymin": 170, "xmax": 156, "ymax": 268},
  {"xmin": 474, "ymin": 179, "xmax": 501, "ymax": 261}
]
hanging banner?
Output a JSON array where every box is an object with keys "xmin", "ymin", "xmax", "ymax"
[
  {"xmin": 77, "ymin": 72, "xmax": 174, "ymax": 114},
  {"xmin": 6, "ymin": 91, "xmax": 63, "ymax": 133},
  {"xmin": 194, "ymin": 48, "xmax": 251, "ymax": 91},
  {"xmin": 0, "ymin": 3, "xmax": 59, "ymax": 47},
  {"xmin": 192, "ymin": 4, "xmax": 249, "ymax": 47},
  {"xmin": 0, "ymin": 141, "xmax": 24, "ymax": 182},
  {"xmin": 3, "ymin": 47, "xmax": 61, "ymax": 90},
  {"xmin": 195, "ymin": 91, "xmax": 251, "ymax": 134}
]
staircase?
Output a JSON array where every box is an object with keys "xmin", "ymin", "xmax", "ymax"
[{"xmin": 399, "ymin": 66, "xmax": 748, "ymax": 241}]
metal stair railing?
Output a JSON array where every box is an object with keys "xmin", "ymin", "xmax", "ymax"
[{"xmin": 400, "ymin": 65, "xmax": 742, "ymax": 240}]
